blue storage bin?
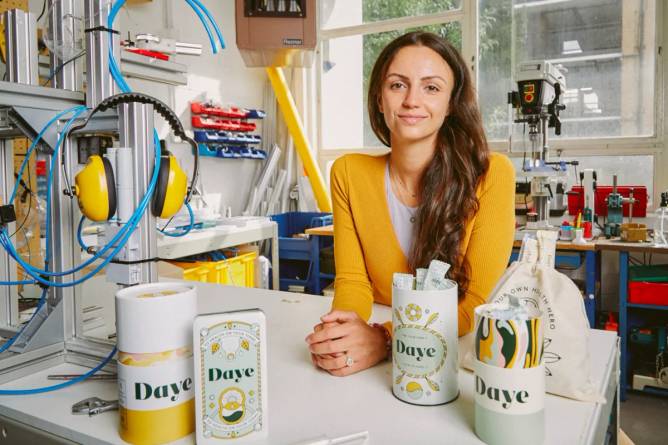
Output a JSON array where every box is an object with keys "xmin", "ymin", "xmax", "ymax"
[
  {"xmin": 271, "ymin": 212, "xmax": 332, "ymax": 237},
  {"xmin": 270, "ymin": 212, "xmax": 333, "ymax": 294}
]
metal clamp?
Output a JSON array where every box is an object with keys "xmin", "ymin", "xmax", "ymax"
[{"xmin": 71, "ymin": 397, "xmax": 118, "ymax": 416}]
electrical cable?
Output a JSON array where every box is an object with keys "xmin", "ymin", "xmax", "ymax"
[
  {"xmin": 106, "ymin": 2, "xmax": 202, "ymax": 202},
  {"xmin": 44, "ymin": 107, "xmax": 88, "ymax": 266},
  {"xmin": 3, "ymin": 0, "xmax": 222, "ymax": 274},
  {"xmin": 189, "ymin": 0, "xmax": 226, "ymax": 50},
  {"xmin": 0, "ymin": 0, "xmax": 226, "ymax": 394},
  {"xmin": 0, "ymin": 110, "xmax": 162, "ymax": 283},
  {"xmin": 76, "ymin": 216, "xmax": 89, "ymax": 252},
  {"xmin": 0, "ymin": 135, "xmax": 161, "ymax": 286},
  {"xmin": 183, "ymin": 0, "xmax": 218, "ymax": 53},
  {"xmin": 0, "ymin": 106, "xmax": 87, "ymax": 286},
  {"xmin": 0, "ymin": 280, "xmax": 36, "ymax": 286},
  {"xmin": 9, "ymin": 168, "xmax": 33, "ymax": 239},
  {"xmin": 11, "ymin": 106, "xmax": 86, "ymax": 204},
  {"xmin": 8, "ymin": 103, "xmax": 168, "ymax": 279},
  {"xmin": 159, "ymin": 214, "xmax": 177, "ymax": 233},
  {"xmin": 42, "ymin": 51, "xmax": 86, "ymax": 87},
  {"xmin": 0, "ymin": 346, "xmax": 116, "ymax": 395},
  {"xmin": 1, "ymin": 139, "xmax": 161, "ymax": 285},
  {"xmin": 37, "ymin": 0, "xmax": 48, "ymax": 23},
  {"xmin": 159, "ymin": 200, "xmax": 195, "ymax": 237}
]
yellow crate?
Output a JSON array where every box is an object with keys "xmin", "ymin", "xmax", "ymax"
[{"xmin": 169, "ymin": 251, "xmax": 256, "ymax": 288}]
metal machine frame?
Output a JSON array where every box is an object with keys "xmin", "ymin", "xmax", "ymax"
[{"xmin": 0, "ymin": 0, "xmax": 160, "ymax": 382}]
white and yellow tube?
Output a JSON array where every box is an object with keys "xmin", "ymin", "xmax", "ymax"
[{"xmin": 115, "ymin": 283, "xmax": 197, "ymax": 445}]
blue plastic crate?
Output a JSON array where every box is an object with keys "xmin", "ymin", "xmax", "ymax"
[
  {"xmin": 270, "ymin": 212, "xmax": 333, "ymax": 293},
  {"xmin": 271, "ymin": 212, "xmax": 332, "ymax": 238},
  {"xmin": 270, "ymin": 212, "xmax": 331, "ymax": 258}
]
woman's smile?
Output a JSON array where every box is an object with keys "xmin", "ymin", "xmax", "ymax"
[{"xmin": 397, "ymin": 113, "xmax": 428, "ymax": 125}]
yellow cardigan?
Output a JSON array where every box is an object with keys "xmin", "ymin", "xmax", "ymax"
[{"xmin": 330, "ymin": 152, "xmax": 515, "ymax": 336}]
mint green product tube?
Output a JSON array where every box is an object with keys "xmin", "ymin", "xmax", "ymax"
[
  {"xmin": 474, "ymin": 360, "xmax": 545, "ymax": 445},
  {"xmin": 392, "ymin": 283, "xmax": 459, "ymax": 405},
  {"xmin": 473, "ymin": 302, "xmax": 545, "ymax": 445}
]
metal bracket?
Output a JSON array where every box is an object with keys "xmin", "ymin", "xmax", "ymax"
[
  {"xmin": 8, "ymin": 297, "xmax": 64, "ymax": 354},
  {"xmin": 3, "ymin": 107, "xmax": 61, "ymax": 152}
]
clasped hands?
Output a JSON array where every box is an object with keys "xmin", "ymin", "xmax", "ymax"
[{"xmin": 304, "ymin": 310, "xmax": 389, "ymax": 377}]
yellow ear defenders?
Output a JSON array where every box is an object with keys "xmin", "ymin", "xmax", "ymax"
[
  {"xmin": 151, "ymin": 142, "xmax": 188, "ymax": 219},
  {"xmin": 74, "ymin": 155, "xmax": 117, "ymax": 222},
  {"xmin": 65, "ymin": 92, "xmax": 199, "ymax": 222}
]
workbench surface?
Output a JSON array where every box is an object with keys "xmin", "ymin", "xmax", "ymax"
[{"xmin": 0, "ymin": 284, "xmax": 618, "ymax": 445}]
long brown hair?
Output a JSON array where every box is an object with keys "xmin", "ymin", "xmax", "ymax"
[{"xmin": 367, "ymin": 31, "xmax": 490, "ymax": 297}]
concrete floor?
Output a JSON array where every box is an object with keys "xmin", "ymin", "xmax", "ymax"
[{"xmin": 621, "ymin": 392, "xmax": 668, "ymax": 445}]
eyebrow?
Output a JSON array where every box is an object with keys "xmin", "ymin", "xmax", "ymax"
[{"xmin": 386, "ymin": 73, "xmax": 447, "ymax": 83}]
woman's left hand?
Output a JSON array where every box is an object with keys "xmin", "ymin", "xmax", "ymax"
[{"xmin": 305, "ymin": 310, "xmax": 389, "ymax": 376}]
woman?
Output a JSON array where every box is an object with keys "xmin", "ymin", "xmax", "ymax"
[{"xmin": 305, "ymin": 31, "xmax": 515, "ymax": 376}]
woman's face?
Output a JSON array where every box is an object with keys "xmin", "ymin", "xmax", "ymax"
[{"xmin": 379, "ymin": 45, "xmax": 455, "ymax": 147}]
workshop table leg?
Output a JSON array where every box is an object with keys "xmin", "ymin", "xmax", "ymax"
[
  {"xmin": 311, "ymin": 234, "xmax": 321, "ymax": 295},
  {"xmin": 619, "ymin": 250, "xmax": 629, "ymax": 401},
  {"xmin": 272, "ymin": 223, "xmax": 280, "ymax": 290},
  {"xmin": 585, "ymin": 250, "xmax": 596, "ymax": 328}
]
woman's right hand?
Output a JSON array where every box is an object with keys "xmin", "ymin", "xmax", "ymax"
[
  {"xmin": 307, "ymin": 311, "xmax": 389, "ymax": 376},
  {"xmin": 309, "ymin": 321, "xmax": 344, "ymax": 367}
]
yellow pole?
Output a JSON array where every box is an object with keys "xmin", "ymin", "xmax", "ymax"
[{"xmin": 265, "ymin": 66, "xmax": 332, "ymax": 213}]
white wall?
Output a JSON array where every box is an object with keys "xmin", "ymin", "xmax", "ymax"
[{"xmin": 115, "ymin": 0, "xmax": 269, "ymax": 215}]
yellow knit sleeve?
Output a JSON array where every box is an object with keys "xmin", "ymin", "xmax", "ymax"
[
  {"xmin": 457, "ymin": 154, "xmax": 516, "ymax": 336},
  {"xmin": 330, "ymin": 156, "xmax": 374, "ymax": 321}
]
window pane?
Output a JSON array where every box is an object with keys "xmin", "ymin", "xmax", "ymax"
[
  {"xmin": 321, "ymin": 0, "xmax": 462, "ymax": 30},
  {"xmin": 321, "ymin": 22, "xmax": 462, "ymax": 149},
  {"xmin": 480, "ymin": 0, "xmax": 656, "ymax": 141}
]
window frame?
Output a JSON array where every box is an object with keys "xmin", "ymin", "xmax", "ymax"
[
  {"xmin": 314, "ymin": 0, "xmax": 666, "ymax": 203},
  {"xmin": 315, "ymin": 1, "xmax": 477, "ymax": 166}
]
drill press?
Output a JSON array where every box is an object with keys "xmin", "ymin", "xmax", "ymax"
[{"xmin": 509, "ymin": 61, "xmax": 567, "ymax": 231}]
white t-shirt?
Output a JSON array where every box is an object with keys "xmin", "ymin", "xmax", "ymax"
[{"xmin": 385, "ymin": 161, "xmax": 417, "ymax": 258}]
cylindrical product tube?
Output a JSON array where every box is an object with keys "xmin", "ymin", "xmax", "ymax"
[
  {"xmin": 473, "ymin": 302, "xmax": 545, "ymax": 445},
  {"xmin": 392, "ymin": 283, "xmax": 459, "ymax": 405},
  {"xmin": 115, "ymin": 282, "xmax": 197, "ymax": 445}
]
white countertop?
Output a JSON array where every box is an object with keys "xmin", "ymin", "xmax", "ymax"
[{"xmin": 0, "ymin": 284, "xmax": 618, "ymax": 445}]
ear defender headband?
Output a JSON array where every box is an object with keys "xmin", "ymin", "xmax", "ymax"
[{"xmin": 65, "ymin": 92, "xmax": 199, "ymax": 222}]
